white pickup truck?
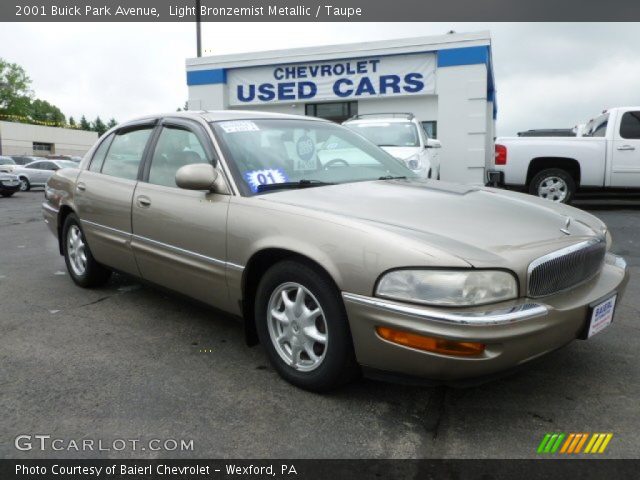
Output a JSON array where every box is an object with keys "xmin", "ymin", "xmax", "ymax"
[{"xmin": 488, "ymin": 107, "xmax": 640, "ymax": 203}]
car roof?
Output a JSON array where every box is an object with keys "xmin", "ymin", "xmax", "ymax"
[
  {"xmin": 343, "ymin": 117, "xmax": 414, "ymax": 125},
  {"xmin": 121, "ymin": 110, "xmax": 332, "ymax": 125}
]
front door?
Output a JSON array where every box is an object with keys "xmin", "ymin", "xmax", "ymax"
[
  {"xmin": 74, "ymin": 122, "xmax": 156, "ymax": 276},
  {"xmin": 611, "ymin": 110, "xmax": 640, "ymax": 187},
  {"xmin": 131, "ymin": 119, "xmax": 231, "ymax": 308}
]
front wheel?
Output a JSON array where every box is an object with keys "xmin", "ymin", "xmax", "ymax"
[
  {"xmin": 19, "ymin": 177, "xmax": 30, "ymax": 192},
  {"xmin": 255, "ymin": 260, "xmax": 359, "ymax": 391},
  {"xmin": 62, "ymin": 213, "xmax": 111, "ymax": 287},
  {"xmin": 529, "ymin": 168, "xmax": 576, "ymax": 204}
]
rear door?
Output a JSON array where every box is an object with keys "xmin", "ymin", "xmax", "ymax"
[
  {"xmin": 24, "ymin": 162, "xmax": 49, "ymax": 185},
  {"xmin": 610, "ymin": 110, "xmax": 640, "ymax": 187},
  {"xmin": 130, "ymin": 118, "xmax": 231, "ymax": 308},
  {"xmin": 74, "ymin": 121, "xmax": 157, "ymax": 275}
]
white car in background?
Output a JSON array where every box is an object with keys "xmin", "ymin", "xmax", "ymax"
[
  {"xmin": 11, "ymin": 159, "xmax": 78, "ymax": 191},
  {"xmin": 343, "ymin": 113, "xmax": 441, "ymax": 179}
]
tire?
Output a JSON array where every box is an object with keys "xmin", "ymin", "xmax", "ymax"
[
  {"xmin": 19, "ymin": 177, "xmax": 30, "ymax": 192},
  {"xmin": 1, "ymin": 192, "xmax": 14, "ymax": 197},
  {"xmin": 255, "ymin": 260, "xmax": 359, "ymax": 391},
  {"xmin": 62, "ymin": 213, "xmax": 111, "ymax": 287},
  {"xmin": 529, "ymin": 168, "xmax": 576, "ymax": 204}
]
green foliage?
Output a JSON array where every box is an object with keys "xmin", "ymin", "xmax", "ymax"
[
  {"xmin": 107, "ymin": 118, "xmax": 117, "ymax": 129},
  {"xmin": 0, "ymin": 58, "xmax": 33, "ymax": 117},
  {"xmin": 92, "ymin": 116, "xmax": 107, "ymax": 136},
  {"xmin": 68, "ymin": 116, "xmax": 76, "ymax": 127},
  {"xmin": 29, "ymin": 98, "xmax": 66, "ymax": 125},
  {"xmin": 79, "ymin": 115, "xmax": 91, "ymax": 131}
]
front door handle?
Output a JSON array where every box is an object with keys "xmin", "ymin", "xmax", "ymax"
[
  {"xmin": 137, "ymin": 196, "xmax": 151, "ymax": 207},
  {"xmin": 77, "ymin": 182, "xmax": 86, "ymax": 192},
  {"xmin": 617, "ymin": 145, "xmax": 636, "ymax": 151}
]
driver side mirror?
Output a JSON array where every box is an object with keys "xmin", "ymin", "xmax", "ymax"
[
  {"xmin": 426, "ymin": 138, "xmax": 442, "ymax": 149},
  {"xmin": 176, "ymin": 163, "xmax": 219, "ymax": 191}
]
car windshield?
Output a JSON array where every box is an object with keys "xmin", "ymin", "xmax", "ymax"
[
  {"xmin": 210, "ymin": 119, "xmax": 415, "ymax": 195},
  {"xmin": 11, "ymin": 157, "xmax": 33, "ymax": 165},
  {"xmin": 345, "ymin": 122, "xmax": 420, "ymax": 147},
  {"xmin": 0, "ymin": 157, "xmax": 16, "ymax": 165}
]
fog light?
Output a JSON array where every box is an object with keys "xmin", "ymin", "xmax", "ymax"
[{"xmin": 376, "ymin": 326, "xmax": 485, "ymax": 356}]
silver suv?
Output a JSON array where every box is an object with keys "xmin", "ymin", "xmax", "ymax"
[{"xmin": 343, "ymin": 113, "xmax": 441, "ymax": 179}]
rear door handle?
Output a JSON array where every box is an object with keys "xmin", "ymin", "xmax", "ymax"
[
  {"xmin": 137, "ymin": 196, "xmax": 151, "ymax": 207},
  {"xmin": 617, "ymin": 145, "xmax": 636, "ymax": 151},
  {"xmin": 77, "ymin": 182, "xmax": 86, "ymax": 192}
]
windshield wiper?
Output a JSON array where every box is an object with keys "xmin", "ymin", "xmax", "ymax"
[
  {"xmin": 378, "ymin": 175, "xmax": 407, "ymax": 180},
  {"xmin": 257, "ymin": 180, "xmax": 335, "ymax": 193}
]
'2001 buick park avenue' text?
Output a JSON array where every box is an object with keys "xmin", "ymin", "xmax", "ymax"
[{"xmin": 42, "ymin": 111, "xmax": 629, "ymax": 391}]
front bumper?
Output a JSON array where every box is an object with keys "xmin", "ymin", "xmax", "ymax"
[
  {"xmin": 0, "ymin": 180, "xmax": 21, "ymax": 193},
  {"xmin": 342, "ymin": 254, "xmax": 629, "ymax": 382}
]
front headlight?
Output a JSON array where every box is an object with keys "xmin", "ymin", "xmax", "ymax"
[
  {"xmin": 403, "ymin": 153, "xmax": 422, "ymax": 171},
  {"xmin": 376, "ymin": 269, "xmax": 518, "ymax": 307}
]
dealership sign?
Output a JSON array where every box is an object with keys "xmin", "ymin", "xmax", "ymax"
[{"xmin": 227, "ymin": 53, "xmax": 436, "ymax": 106}]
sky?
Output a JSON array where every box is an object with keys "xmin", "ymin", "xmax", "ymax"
[{"xmin": 1, "ymin": 22, "xmax": 639, "ymax": 136}]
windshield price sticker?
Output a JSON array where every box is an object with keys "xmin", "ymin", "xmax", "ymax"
[
  {"xmin": 219, "ymin": 120, "xmax": 260, "ymax": 133},
  {"xmin": 244, "ymin": 168, "xmax": 288, "ymax": 192}
]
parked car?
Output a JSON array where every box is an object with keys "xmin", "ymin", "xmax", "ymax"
[
  {"xmin": 42, "ymin": 111, "xmax": 628, "ymax": 391},
  {"xmin": 13, "ymin": 159, "xmax": 78, "ymax": 191},
  {"xmin": 489, "ymin": 107, "xmax": 640, "ymax": 203},
  {"xmin": 343, "ymin": 113, "xmax": 441, "ymax": 179},
  {"xmin": 0, "ymin": 156, "xmax": 17, "ymax": 172},
  {"xmin": 10, "ymin": 155, "xmax": 44, "ymax": 166},
  {"xmin": 0, "ymin": 172, "xmax": 21, "ymax": 197}
]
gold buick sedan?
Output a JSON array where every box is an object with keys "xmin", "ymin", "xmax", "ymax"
[{"xmin": 42, "ymin": 111, "xmax": 629, "ymax": 391}]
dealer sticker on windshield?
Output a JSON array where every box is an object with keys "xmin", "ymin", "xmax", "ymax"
[
  {"xmin": 587, "ymin": 294, "xmax": 617, "ymax": 338},
  {"xmin": 243, "ymin": 168, "xmax": 288, "ymax": 193},
  {"xmin": 219, "ymin": 120, "xmax": 260, "ymax": 133}
]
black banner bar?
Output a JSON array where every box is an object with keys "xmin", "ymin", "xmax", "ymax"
[
  {"xmin": 2, "ymin": 460, "xmax": 640, "ymax": 480},
  {"xmin": 3, "ymin": 0, "xmax": 640, "ymax": 22}
]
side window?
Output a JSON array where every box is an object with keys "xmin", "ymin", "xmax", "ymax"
[
  {"xmin": 620, "ymin": 111, "xmax": 640, "ymax": 140},
  {"xmin": 101, "ymin": 127, "xmax": 153, "ymax": 181},
  {"xmin": 147, "ymin": 126, "xmax": 207, "ymax": 188},
  {"xmin": 27, "ymin": 162, "xmax": 42, "ymax": 169},
  {"xmin": 89, "ymin": 134, "xmax": 114, "ymax": 172},
  {"xmin": 43, "ymin": 162, "xmax": 58, "ymax": 171},
  {"xmin": 591, "ymin": 121, "xmax": 608, "ymax": 137}
]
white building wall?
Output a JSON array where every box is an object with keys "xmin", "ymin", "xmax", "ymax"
[
  {"xmin": 0, "ymin": 121, "xmax": 98, "ymax": 156},
  {"xmin": 435, "ymin": 64, "xmax": 489, "ymax": 184},
  {"xmin": 357, "ymin": 96, "xmax": 438, "ymax": 123}
]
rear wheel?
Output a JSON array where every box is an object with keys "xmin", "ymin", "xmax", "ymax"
[
  {"xmin": 19, "ymin": 177, "xmax": 30, "ymax": 192},
  {"xmin": 62, "ymin": 213, "xmax": 111, "ymax": 287},
  {"xmin": 255, "ymin": 260, "xmax": 359, "ymax": 391},
  {"xmin": 529, "ymin": 168, "xmax": 576, "ymax": 204}
]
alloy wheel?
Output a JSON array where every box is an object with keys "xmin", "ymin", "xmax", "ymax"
[
  {"xmin": 538, "ymin": 176, "xmax": 568, "ymax": 202},
  {"xmin": 267, "ymin": 282, "xmax": 328, "ymax": 372},
  {"xmin": 67, "ymin": 224, "xmax": 87, "ymax": 276}
]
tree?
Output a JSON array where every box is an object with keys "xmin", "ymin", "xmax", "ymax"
[
  {"xmin": 79, "ymin": 115, "xmax": 91, "ymax": 131},
  {"xmin": 107, "ymin": 118, "xmax": 117, "ymax": 129},
  {"xmin": 68, "ymin": 116, "xmax": 76, "ymax": 128},
  {"xmin": 29, "ymin": 98, "xmax": 65, "ymax": 125},
  {"xmin": 92, "ymin": 116, "xmax": 107, "ymax": 136},
  {"xmin": 0, "ymin": 58, "xmax": 33, "ymax": 118}
]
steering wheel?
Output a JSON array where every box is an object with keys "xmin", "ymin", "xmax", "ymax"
[{"xmin": 323, "ymin": 158, "xmax": 350, "ymax": 169}]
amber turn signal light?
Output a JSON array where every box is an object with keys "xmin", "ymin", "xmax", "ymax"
[{"xmin": 376, "ymin": 326, "xmax": 485, "ymax": 357}]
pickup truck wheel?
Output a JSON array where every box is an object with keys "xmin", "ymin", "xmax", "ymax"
[
  {"xmin": 255, "ymin": 260, "xmax": 359, "ymax": 391},
  {"xmin": 529, "ymin": 169, "xmax": 575, "ymax": 204},
  {"xmin": 62, "ymin": 213, "xmax": 111, "ymax": 288}
]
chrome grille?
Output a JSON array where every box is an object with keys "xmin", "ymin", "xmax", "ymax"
[{"xmin": 527, "ymin": 237, "xmax": 606, "ymax": 297}]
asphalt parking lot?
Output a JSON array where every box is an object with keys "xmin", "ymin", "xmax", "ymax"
[{"xmin": 1, "ymin": 191, "xmax": 638, "ymax": 459}]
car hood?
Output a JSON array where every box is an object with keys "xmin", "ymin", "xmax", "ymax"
[
  {"xmin": 258, "ymin": 179, "xmax": 605, "ymax": 268},
  {"xmin": 380, "ymin": 146, "xmax": 419, "ymax": 160}
]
